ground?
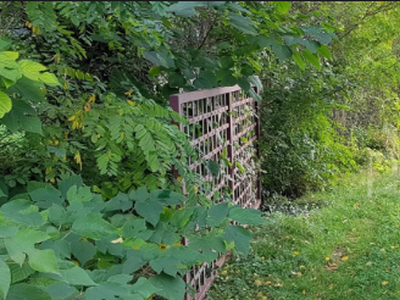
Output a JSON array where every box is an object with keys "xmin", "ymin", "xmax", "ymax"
[{"xmin": 209, "ymin": 168, "xmax": 400, "ymax": 300}]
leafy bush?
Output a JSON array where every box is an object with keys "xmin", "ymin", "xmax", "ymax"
[{"xmin": 0, "ymin": 175, "xmax": 264, "ymax": 300}]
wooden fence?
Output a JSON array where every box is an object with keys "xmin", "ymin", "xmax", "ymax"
[{"xmin": 170, "ymin": 84, "xmax": 261, "ymax": 299}]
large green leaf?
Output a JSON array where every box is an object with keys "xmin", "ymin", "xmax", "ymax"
[
  {"xmin": 7, "ymin": 76, "xmax": 45, "ymax": 103},
  {"xmin": 292, "ymin": 49, "xmax": 306, "ymax": 70},
  {"xmin": 131, "ymin": 277, "xmax": 161, "ymax": 299},
  {"xmin": 58, "ymin": 175, "xmax": 83, "ymax": 199},
  {"xmin": 168, "ymin": 1, "xmax": 209, "ymax": 17},
  {"xmin": 223, "ymin": 225, "xmax": 252, "ymax": 255},
  {"xmin": 4, "ymin": 229, "xmax": 50, "ymax": 265},
  {"xmin": 70, "ymin": 239, "xmax": 96, "ymax": 265},
  {"xmin": 59, "ymin": 266, "xmax": 97, "ymax": 286},
  {"xmin": 0, "ymin": 99, "xmax": 42, "ymax": 134},
  {"xmin": 228, "ymin": 13, "xmax": 257, "ymax": 35},
  {"xmin": 6, "ymin": 283, "xmax": 52, "ymax": 300},
  {"xmin": 317, "ymin": 44, "xmax": 331, "ymax": 60},
  {"xmin": 66, "ymin": 186, "xmax": 93, "ymax": 203},
  {"xmin": 135, "ymin": 200, "xmax": 164, "ymax": 226},
  {"xmin": 149, "ymin": 273, "xmax": 186, "ymax": 300},
  {"xmin": 150, "ymin": 190, "xmax": 186, "ymax": 206},
  {"xmin": 27, "ymin": 248, "xmax": 59, "ymax": 274},
  {"xmin": 150, "ymin": 256, "xmax": 181, "ymax": 276},
  {"xmin": 72, "ymin": 213, "xmax": 116, "ymax": 240},
  {"xmin": 18, "ymin": 60, "xmax": 47, "ymax": 80},
  {"xmin": 271, "ymin": 44, "xmax": 293, "ymax": 61},
  {"xmin": 44, "ymin": 282, "xmax": 79, "ymax": 300},
  {"xmin": 272, "ymin": 1, "xmax": 291, "ymax": 14},
  {"xmin": 104, "ymin": 192, "xmax": 132, "ymax": 212},
  {"xmin": 9, "ymin": 263, "xmax": 34, "ymax": 284},
  {"xmin": 86, "ymin": 284, "xmax": 142, "ymax": 300},
  {"xmin": 206, "ymin": 203, "xmax": 230, "ymax": 227},
  {"xmin": 228, "ymin": 206, "xmax": 264, "ymax": 225},
  {"xmin": 207, "ymin": 160, "xmax": 220, "ymax": 178},
  {"xmin": 1, "ymin": 199, "xmax": 45, "ymax": 226},
  {"xmin": 0, "ymin": 258, "xmax": 10, "ymax": 299},
  {"xmin": 0, "ymin": 91, "xmax": 11, "ymax": 119},
  {"xmin": 29, "ymin": 187, "xmax": 63, "ymax": 209},
  {"xmin": 302, "ymin": 48, "xmax": 321, "ymax": 70}
]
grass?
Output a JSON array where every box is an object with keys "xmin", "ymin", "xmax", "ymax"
[{"xmin": 208, "ymin": 169, "xmax": 400, "ymax": 300}]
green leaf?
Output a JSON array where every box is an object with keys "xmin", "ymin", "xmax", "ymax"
[
  {"xmin": 1, "ymin": 199, "xmax": 45, "ymax": 226},
  {"xmin": 292, "ymin": 49, "xmax": 306, "ymax": 70},
  {"xmin": 257, "ymin": 36, "xmax": 280, "ymax": 48},
  {"xmin": 143, "ymin": 51, "xmax": 164, "ymax": 67},
  {"xmin": 221, "ymin": 72, "xmax": 237, "ymax": 86},
  {"xmin": 271, "ymin": 44, "xmax": 293, "ymax": 61},
  {"xmin": 228, "ymin": 13, "xmax": 257, "ymax": 35},
  {"xmin": 72, "ymin": 213, "xmax": 116, "ymax": 240},
  {"xmin": 85, "ymin": 282, "xmax": 137, "ymax": 300},
  {"xmin": 0, "ymin": 99, "xmax": 42, "ymax": 134},
  {"xmin": 220, "ymin": 56, "xmax": 234, "ymax": 69},
  {"xmin": 18, "ymin": 60, "xmax": 47, "ymax": 81},
  {"xmin": 6, "ymin": 283, "xmax": 52, "ymax": 300},
  {"xmin": 0, "ymin": 38, "xmax": 11, "ymax": 51},
  {"xmin": 228, "ymin": 206, "xmax": 264, "ymax": 225},
  {"xmin": 4, "ymin": 229, "xmax": 50, "ymax": 265},
  {"xmin": 70, "ymin": 239, "xmax": 96, "ymax": 266},
  {"xmin": 59, "ymin": 266, "xmax": 97, "ymax": 286},
  {"xmin": 29, "ymin": 187, "xmax": 63, "ymax": 209},
  {"xmin": 0, "ymin": 258, "xmax": 11, "ymax": 299},
  {"xmin": 9, "ymin": 263, "xmax": 34, "ymax": 284},
  {"xmin": 317, "ymin": 44, "xmax": 331, "ymax": 60},
  {"xmin": 131, "ymin": 277, "xmax": 161, "ymax": 299},
  {"xmin": 150, "ymin": 256, "xmax": 181, "ymax": 276},
  {"xmin": 104, "ymin": 192, "xmax": 132, "ymax": 212},
  {"xmin": 27, "ymin": 248, "xmax": 59, "ymax": 274},
  {"xmin": 168, "ymin": 2, "xmax": 208, "ymax": 17},
  {"xmin": 135, "ymin": 200, "xmax": 164, "ymax": 226},
  {"xmin": 0, "ymin": 91, "xmax": 12, "ymax": 119},
  {"xmin": 223, "ymin": 225, "xmax": 252, "ymax": 255},
  {"xmin": 38, "ymin": 72, "xmax": 60, "ymax": 86},
  {"xmin": 44, "ymin": 282, "xmax": 79, "ymax": 300},
  {"xmin": 129, "ymin": 186, "xmax": 149, "ymax": 202},
  {"xmin": 66, "ymin": 185, "xmax": 93, "ymax": 203},
  {"xmin": 207, "ymin": 160, "xmax": 220, "ymax": 178},
  {"xmin": 122, "ymin": 251, "xmax": 146, "ymax": 274},
  {"xmin": 272, "ymin": 1, "xmax": 291, "ymax": 14},
  {"xmin": 238, "ymin": 77, "xmax": 251, "ymax": 91},
  {"xmin": 206, "ymin": 203, "xmax": 230, "ymax": 227},
  {"xmin": 304, "ymin": 40, "xmax": 321, "ymax": 54},
  {"xmin": 58, "ymin": 175, "xmax": 83, "ymax": 199},
  {"xmin": 150, "ymin": 190, "xmax": 186, "ymax": 206},
  {"xmin": 302, "ymin": 48, "xmax": 321, "ymax": 70},
  {"xmin": 149, "ymin": 65, "xmax": 161, "ymax": 79},
  {"xmin": 149, "ymin": 273, "xmax": 185, "ymax": 300}
]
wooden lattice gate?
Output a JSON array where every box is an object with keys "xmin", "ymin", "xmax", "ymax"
[{"xmin": 170, "ymin": 85, "xmax": 261, "ymax": 299}]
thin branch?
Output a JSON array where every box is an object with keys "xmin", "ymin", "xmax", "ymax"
[{"xmin": 340, "ymin": 2, "xmax": 400, "ymax": 38}]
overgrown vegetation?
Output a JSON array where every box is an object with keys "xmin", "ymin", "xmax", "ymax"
[
  {"xmin": 210, "ymin": 169, "xmax": 400, "ymax": 299},
  {"xmin": 1, "ymin": 1, "xmax": 399, "ymax": 299},
  {"xmin": 0, "ymin": 1, "xmax": 335, "ymax": 299}
]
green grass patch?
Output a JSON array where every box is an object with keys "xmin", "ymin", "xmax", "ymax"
[{"xmin": 209, "ymin": 169, "xmax": 400, "ymax": 300}]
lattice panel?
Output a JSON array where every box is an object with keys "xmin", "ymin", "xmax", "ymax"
[{"xmin": 170, "ymin": 85, "xmax": 261, "ymax": 300}]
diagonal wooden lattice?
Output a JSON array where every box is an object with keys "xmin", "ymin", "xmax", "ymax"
[{"xmin": 170, "ymin": 85, "xmax": 261, "ymax": 300}]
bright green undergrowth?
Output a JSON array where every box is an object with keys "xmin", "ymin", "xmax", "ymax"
[{"xmin": 209, "ymin": 168, "xmax": 400, "ymax": 300}]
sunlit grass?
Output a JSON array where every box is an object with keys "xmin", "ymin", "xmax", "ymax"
[{"xmin": 209, "ymin": 169, "xmax": 400, "ymax": 299}]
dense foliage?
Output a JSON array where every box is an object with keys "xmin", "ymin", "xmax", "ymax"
[
  {"xmin": 0, "ymin": 1, "xmax": 333, "ymax": 299},
  {"xmin": 260, "ymin": 1, "xmax": 400, "ymax": 201},
  {"xmin": 2, "ymin": 1, "xmax": 397, "ymax": 299}
]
